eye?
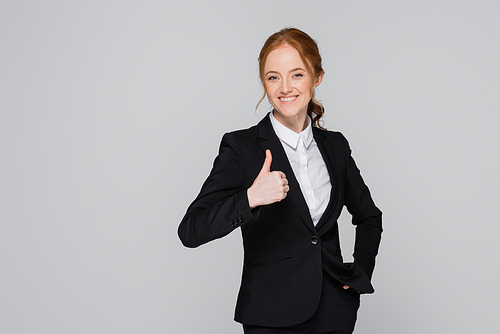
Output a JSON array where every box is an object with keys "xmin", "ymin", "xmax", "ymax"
[
  {"xmin": 293, "ymin": 73, "xmax": 303, "ymax": 78},
  {"xmin": 267, "ymin": 75, "xmax": 278, "ymax": 81}
]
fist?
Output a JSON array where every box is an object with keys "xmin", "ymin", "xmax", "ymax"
[{"xmin": 247, "ymin": 150, "xmax": 289, "ymax": 209}]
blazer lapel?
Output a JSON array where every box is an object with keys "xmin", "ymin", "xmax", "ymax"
[
  {"xmin": 313, "ymin": 128, "xmax": 341, "ymax": 232},
  {"xmin": 258, "ymin": 115, "xmax": 316, "ymax": 233}
]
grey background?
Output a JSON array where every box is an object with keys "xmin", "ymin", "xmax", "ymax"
[{"xmin": 1, "ymin": 1, "xmax": 499, "ymax": 333}]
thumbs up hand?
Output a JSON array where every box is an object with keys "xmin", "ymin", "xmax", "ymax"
[{"xmin": 247, "ymin": 150, "xmax": 289, "ymax": 209}]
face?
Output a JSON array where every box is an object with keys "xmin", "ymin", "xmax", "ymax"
[{"xmin": 263, "ymin": 44, "xmax": 323, "ymax": 132}]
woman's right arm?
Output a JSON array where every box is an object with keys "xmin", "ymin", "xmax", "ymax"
[
  {"xmin": 178, "ymin": 133, "xmax": 289, "ymax": 248},
  {"xmin": 178, "ymin": 133, "xmax": 255, "ymax": 248}
]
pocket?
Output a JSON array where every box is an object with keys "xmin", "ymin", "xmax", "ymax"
[{"xmin": 249, "ymin": 255, "xmax": 292, "ymax": 268}]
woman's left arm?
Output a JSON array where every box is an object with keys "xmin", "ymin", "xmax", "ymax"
[{"xmin": 341, "ymin": 134, "xmax": 383, "ymax": 280}]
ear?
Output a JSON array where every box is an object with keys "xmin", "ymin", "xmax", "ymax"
[{"xmin": 313, "ymin": 72, "xmax": 324, "ymax": 88}]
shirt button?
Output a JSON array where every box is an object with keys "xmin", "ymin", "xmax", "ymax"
[{"xmin": 311, "ymin": 236, "xmax": 319, "ymax": 245}]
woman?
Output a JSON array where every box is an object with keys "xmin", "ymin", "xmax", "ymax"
[{"xmin": 178, "ymin": 28, "xmax": 382, "ymax": 334}]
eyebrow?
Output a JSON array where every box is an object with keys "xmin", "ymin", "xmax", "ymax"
[{"xmin": 265, "ymin": 68, "xmax": 306, "ymax": 77}]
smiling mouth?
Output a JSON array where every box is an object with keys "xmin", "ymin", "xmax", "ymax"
[{"xmin": 279, "ymin": 96, "xmax": 298, "ymax": 102}]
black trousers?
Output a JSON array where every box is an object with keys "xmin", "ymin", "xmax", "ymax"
[{"xmin": 242, "ymin": 272, "xmax": 360, "ymax": 334}]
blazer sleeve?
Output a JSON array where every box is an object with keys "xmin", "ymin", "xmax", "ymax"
[
  {"xmin": 341, "ymin": 134, "xmax": 383, "ymax": 280},
  {"xmin": 178, "ymin": 133, "xmax": 258, "ymax": 248}
]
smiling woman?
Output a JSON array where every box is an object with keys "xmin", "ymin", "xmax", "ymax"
[
  {"xmin": 257, "ymin": 28, "xmax": 326, "ymax": 131},
  {"xmin": 178, "ymin": 27, "xmax": 382, "ymax": 334},
  {"xmin": 263, "ymin": 45, "xmax": 324, "ymax": 133}
]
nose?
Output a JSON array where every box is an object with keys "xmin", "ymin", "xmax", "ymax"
[{"xmin": 280, "ymin": 78, "xmax": 292, "ymax": 94}]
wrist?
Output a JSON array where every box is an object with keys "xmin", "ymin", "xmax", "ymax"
[{"xmin": 247, "ymin": 188, "xmax": 256, "ymax": 209}]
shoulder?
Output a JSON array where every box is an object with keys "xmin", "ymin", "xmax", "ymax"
[
  {"xmin": 220, "ymin": 121, "xmax": 262, "ymax": 151},
  {"xmin": 313, "ymin": 126, "xmax": 351, "ymax": 149},
  {"xmin": 226, "ymin": 123, "xmax": 259, "ymax": 139}
]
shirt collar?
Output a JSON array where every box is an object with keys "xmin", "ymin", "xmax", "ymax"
[{"xmin": 269, "ymin": 111, "xmax": 313, "ymax": 149}]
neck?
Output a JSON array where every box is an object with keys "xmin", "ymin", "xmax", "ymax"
[{"xmin": 272, "ymin": 111, "xmax": 308, "ymax": 134}]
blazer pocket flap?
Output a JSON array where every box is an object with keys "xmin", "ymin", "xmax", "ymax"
[{"xmin": 249, "ymin": 255, "xmax": 292, "ymax": 268}]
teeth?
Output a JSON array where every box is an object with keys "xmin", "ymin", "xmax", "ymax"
[{"xmin": 280, "ymin": 96, "xmax": 297, "ymax": 102}]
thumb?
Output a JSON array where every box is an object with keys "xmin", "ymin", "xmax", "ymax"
[{"xmin": 258, "ymin": 149, "xmax": 272, "ymax": 175}]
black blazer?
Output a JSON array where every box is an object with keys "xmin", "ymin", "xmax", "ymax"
[{"xmin": 178, "ymin": 114, "xmax": 382, "ymax": 327}]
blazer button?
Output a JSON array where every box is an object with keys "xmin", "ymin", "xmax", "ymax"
[{"xmin": 311, "ymin": 236, "xmax": 319, "ymax": 245}]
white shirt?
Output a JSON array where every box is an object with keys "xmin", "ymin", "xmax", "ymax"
[{"xmin": 269, "ymin": 112, "xmax": 332, "ymax": 226}]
